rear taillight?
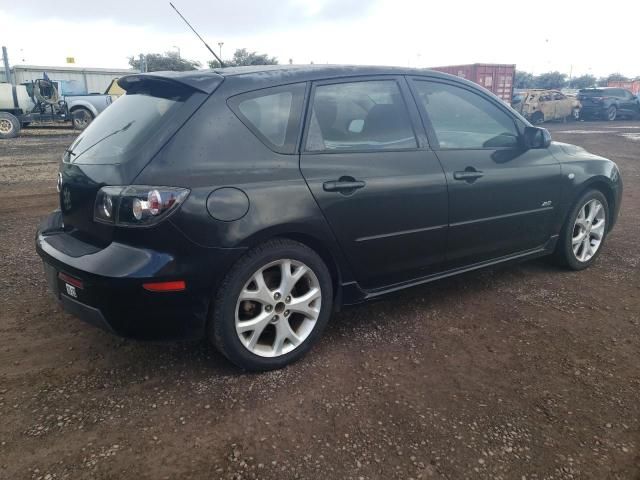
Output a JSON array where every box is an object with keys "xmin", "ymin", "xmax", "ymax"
[{"xmin": 94, "ymin": 186, "xmax": 189, "ymax": 227}]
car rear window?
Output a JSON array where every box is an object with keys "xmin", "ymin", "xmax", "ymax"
[
  {"xmin": 66, "ymin": 81, "xmax": 195, "ymax": 165},
  {"xmin": 578, "ymin": 89, "xmax": 605, "ymax": 97}
]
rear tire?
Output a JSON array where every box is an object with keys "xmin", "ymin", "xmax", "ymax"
[
  {"xmin": 209, "ymin": 239, "xmax": 333, "ymax": 371},
  {"xmin": 0, "ymin": 112, "xmax": 21, "ymax": 139},
  {"xmin": 72, "ymin": 107, "xmax": 94, "ymax": 130},
  {"xmin": 554, "ymin": 189, "xmax": 609, "ymax": 270}
]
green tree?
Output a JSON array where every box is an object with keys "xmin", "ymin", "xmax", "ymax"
[
  {"xmin": 208, "ymin": 48, "xmax": 278, "ymax": 68},
  {"xmin": 128, "ymin": 52, "xmax": 201, "ymax": 72},
  {"xmin": 569, "ymin": 74, "xmax": 596, "ymax": 89},
  {"xmin": 533, "ymin": 71, "xmax": 567, "ymax": 89},
  {"xmin": 514, "ymin": 70, "xmax": 535, "ymax": 89}
]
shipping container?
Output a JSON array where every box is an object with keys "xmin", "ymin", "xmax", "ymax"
[
  {"xmin": 607, "ymin": 80, "xmax": 640, "ymax": 95},
  {"xmin": 429, "ymin": 63, "xmax": 516, "ymax": 102}
]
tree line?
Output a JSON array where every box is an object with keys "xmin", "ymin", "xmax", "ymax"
[
  {"xmin": 515, "ymin": 71, "xmax": 638, "ymax": 90},
  {"xmin": 127, "ymin": 52, "xmax": 639, "ymax": 93},
  {"xmin": 128, "ymin": 49, "xmax": 278, "ymax": 72}
]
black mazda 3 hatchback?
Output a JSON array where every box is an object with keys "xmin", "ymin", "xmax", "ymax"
[{"xmin": 36, "ymin": 66, "xmax": 623, "ymax": 371}]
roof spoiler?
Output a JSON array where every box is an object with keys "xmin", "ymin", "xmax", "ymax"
[{"xmin": 118, "ymin": 70, "xmax": 224, "ymax": 95}]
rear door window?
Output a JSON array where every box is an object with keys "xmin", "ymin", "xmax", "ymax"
[
  {"xmin": 229, "ymin": 83, "xmax": 306, "ymax": 154},
  {"xmin": 305, "ymin": 80, "xmax": 417, "ymax": 152}
]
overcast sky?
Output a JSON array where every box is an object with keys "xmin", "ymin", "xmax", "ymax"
[{"xmin": 0, "ymin": 0, "xmax": 637, "ymax": 78}]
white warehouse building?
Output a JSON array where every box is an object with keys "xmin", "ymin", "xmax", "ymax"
[{"xmin": 0, "ymin": 64, "xmax": 134, "ymax": 94}]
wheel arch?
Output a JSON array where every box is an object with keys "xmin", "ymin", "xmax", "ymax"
[
  {"xmin": 69, "ymin": 103, "xmax": 97, "ymax": 117},
  {"xmin": 573, "ymin": 177, "xmax": 617, "ymax": 231},
  {"xmin": 237, "ymin": 226, "xmax": 352, "ymax": 309},
  {"xmin": 277, "ymin": 232, "xmax": 341, "ymax": 292}
]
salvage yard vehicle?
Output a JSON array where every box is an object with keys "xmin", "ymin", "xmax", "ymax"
[
  {"xmin": 511, "ymin": 89, "xmax": 581, "ymax": 124},
  {"xmin": 0, "ymin": 78, "xmax": 113, "ymax": 138},
  {"xmin": 577, "ymin": 87, "xmax": 640, "ymax": 121},
  {"xmin": 36, "ymin": 66, "xmax": 623, "ymax": 371}
]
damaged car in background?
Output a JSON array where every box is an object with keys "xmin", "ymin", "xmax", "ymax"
[{"xmin": 512, "ymin": 89, "xmax": 580, "ymax": 124}]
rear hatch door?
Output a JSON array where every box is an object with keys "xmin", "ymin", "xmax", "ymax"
[
  {"xmin": 577, "ymin": 89, "xmax": 605, "ymax": 106},
  {"xmin": 59, "ymin": 72, "xmax": 222, "ymax": 245}
]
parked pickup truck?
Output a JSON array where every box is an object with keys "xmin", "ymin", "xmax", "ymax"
[
  {"xmin": 0, "ymin": 78, "xmax": 115, "ymax": 138},
  {"xmin": 65, "ymin": 93, "xmax": 113, "ymax": 129},
  {"xmin": 34, "ymin": 79, "xmax": 114, "ymax": 129}
]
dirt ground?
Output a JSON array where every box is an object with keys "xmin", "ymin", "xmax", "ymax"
[{"xmin": 0, "ymin": 122, "xmax": 638, "ymax": 480}]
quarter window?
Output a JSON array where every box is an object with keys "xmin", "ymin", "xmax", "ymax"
[
  {"xmin": 238, "ymin": 91, "xmax": 291, "ymax": 146},
  {"xmin": 229, "ymin": 83, "xmax": 305, "ymax": 154},
  {"xmin": 413, "ymin": 81, "xmax": 519, "ymax": 149},
  {"xmin": 305, "ymin": 80, "xmax": 417, "ymax": 152}
]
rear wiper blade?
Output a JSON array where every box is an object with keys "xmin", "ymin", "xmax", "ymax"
[
  {"xmin": 65, "ymin": 148, "xmax": 76, "ymax": 156},
  {"xmin": 65, "ymin": 121, "xmax": 135, "ymax": 161}
]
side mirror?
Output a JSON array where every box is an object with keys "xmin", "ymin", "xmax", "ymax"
[{"xmin": 523, "ymin": 126, "xmax": 552, "ymax": 149}]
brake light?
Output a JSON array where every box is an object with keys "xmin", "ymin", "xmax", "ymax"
[
  {"xmin": 94, "ymin": 186, "xmax": 189, "ymax": 227},
  {"xmin": 58, "ymin": 272, "xmax": 83, "ymax": 289},
  {"xmin": 143, "ymin": 280, "xmax": 186, "ymax": 292}
]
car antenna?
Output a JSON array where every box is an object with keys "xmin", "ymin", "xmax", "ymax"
[{"xmin": 169, "ymin": 2, "xmax": 225, "ymax": 68}]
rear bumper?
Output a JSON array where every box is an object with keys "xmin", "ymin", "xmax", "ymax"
[
  {"xmin": 579, "ymin": 106, "xmax": 607, "ymax": 117},
  {"xmin": 36, "ymin": 211, "xmax": 245, "ymax": 340}
]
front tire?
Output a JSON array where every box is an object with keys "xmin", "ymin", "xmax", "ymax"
[
  {"xmin": 606, "ymin": 105, "xmax": 617, "ymax": 121},
  {"xmin": 209, "ymin": 239, "xmax": 333, "ymax": 371},
  {"xmin": 554, "ymin": 190, "xmax": 609, "ymax": 270}
]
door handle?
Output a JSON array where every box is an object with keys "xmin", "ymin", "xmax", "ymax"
[
  {"xmin": 453, "ymin": 169, "xmax": 484, "ymax": 182},
  {"xmin": 323, "ymin": 178, "xmax": 366, "ymax": 193}
]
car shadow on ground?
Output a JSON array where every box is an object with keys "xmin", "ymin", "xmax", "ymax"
[{"xmin": 76, "ymin": 255, "xmax": 563, "ymax": 378}]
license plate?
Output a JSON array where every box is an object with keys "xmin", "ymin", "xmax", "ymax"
[{"xmin": 65, "ymin": 283, "xmax": 78, "ymax": 298}]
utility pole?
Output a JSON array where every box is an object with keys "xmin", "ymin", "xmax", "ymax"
[
  {"xmin": 2, "ymin": 46, "xmax": 13, "ymax": 85},
  {"xmin": 139, "ymin": 53, "xmax": 146, "ymax": 73},
  {"xmin": 217, "ymin": 42, "xmax": 224, "ymax": 62}
]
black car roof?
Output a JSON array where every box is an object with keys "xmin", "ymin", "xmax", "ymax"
[
  {"xmin": 212, "ymin": 64, "xmax": 416, "ymax": 77},
  {"xmin": 120, "ymin": 65, "xmax": 479, "ymax": 95},
  {"xmin": 211, "ymin": 64, "xmax": 459, "ymax": 83}
]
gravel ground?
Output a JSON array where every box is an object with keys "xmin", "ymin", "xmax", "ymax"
[{"xmin": 0, "ymin": 122, "xmax": 638, "ymax": 480}]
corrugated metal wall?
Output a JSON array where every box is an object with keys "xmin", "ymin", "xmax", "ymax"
[{"xmin": 2, "ymin": 66, "xmax": 133, "ymax": 94}]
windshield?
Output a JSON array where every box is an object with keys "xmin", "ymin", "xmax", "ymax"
[{"xmin": 67, "ymin": 89, "xmax": 191, "ymax": 165}]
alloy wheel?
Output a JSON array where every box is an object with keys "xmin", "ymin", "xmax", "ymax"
[
  {"xmin": 572, "ymin": 199, "xmax": 606, "ymax": 262},
  {"xmin": 235, "ymin": 259, "xmax": 322, "ymax": 357}
]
